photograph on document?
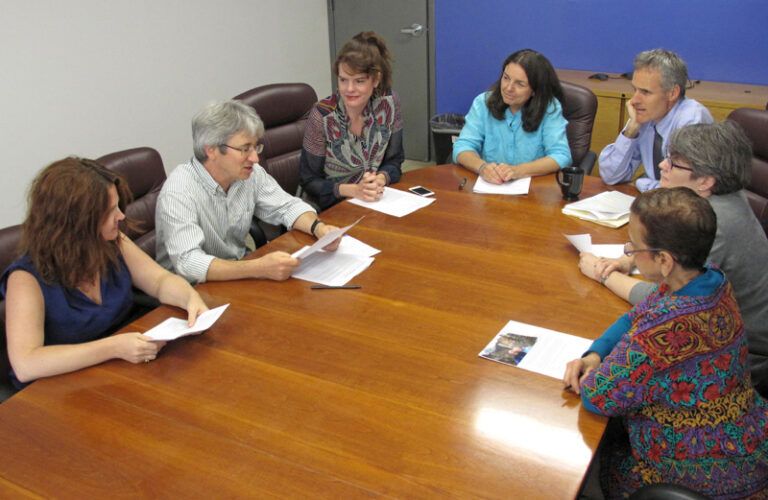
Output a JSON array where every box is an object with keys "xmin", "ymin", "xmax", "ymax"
[
  {"xmin": 479, "ymin": 332, "xmax": 537, "ymax": 366},
  {"xmin": 478, "ymin": 320, "xmax": 592, "ymax": 379}
]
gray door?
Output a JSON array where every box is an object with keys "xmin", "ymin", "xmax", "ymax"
[{"xmin": 328, "ymin": 0, "xmax": 433, "ymax": 161}]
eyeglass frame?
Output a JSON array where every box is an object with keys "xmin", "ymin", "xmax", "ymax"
[
  {"xmin": 220, "ymin": 143, "xmax": 264, "ymax": 156},
  {"xmin": 664, "ymin": 154, "xmax": 695, "ymax": 173},
  {"xmin": 623, "ymin": 241, "xmax": 662, "ymax": 257}
]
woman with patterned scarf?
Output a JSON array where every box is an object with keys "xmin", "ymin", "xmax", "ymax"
[
  {"xmin": 300, "ymin": 31, "xmax": 404, "ymax": 211},
  {"xmin": 564, "ymin": 187, "xmax": 768, "ymax": 498}
]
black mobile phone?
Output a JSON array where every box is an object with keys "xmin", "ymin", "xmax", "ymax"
[{"xmin": 408, "ymin": 185, "xmax": 434, "ymax": 197}]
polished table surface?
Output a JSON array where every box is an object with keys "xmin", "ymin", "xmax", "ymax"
[{"xmin": 0, "ymin": 166, "xmax": 635, "ymax": 498}]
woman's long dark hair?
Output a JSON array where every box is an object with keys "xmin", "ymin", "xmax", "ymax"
[{"xmin": 486, "ymin": 49, "xmax": 564, "ymax": 132}]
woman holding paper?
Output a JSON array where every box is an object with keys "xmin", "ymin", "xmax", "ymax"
[
  {"xmin": 299, "ymin": 31, "xmax": 404, "ymax": 211},
  {"xmin": 564, "ymin": 187, "xmax": 768, "ymax": 498},
  {"xmin": 452, "ymin": 49, "xmax": 571, "ymax": 184},
  {"xmin": 0, "ymin": 157, "xmax": 208, "ymax": 390},
  {"xmin": 579, "ymin": 122, "xmax": 768, "ymax": 395}
]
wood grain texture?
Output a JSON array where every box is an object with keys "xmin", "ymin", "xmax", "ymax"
[{"xmin": 0, "ymin": 167, "xmax": 637, "ymax": 499}]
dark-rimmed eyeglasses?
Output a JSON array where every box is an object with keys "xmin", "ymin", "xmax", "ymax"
[
  {"xmin": 221, "ymin": 143, "xmax": 264, "ymax": 156},
  {"xmin": 664, "ymin": 155, "xmax": 694, "ymax": 172},
  {"xmin": 623, "ymin": 242, "xmax": 662, "ymax": 257}
]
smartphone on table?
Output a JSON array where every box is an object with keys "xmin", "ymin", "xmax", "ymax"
[{"xmin": 408, "ymin": 185, "xmax": 435, "ymax": 197}]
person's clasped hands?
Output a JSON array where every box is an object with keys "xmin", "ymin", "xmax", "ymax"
[
  {"xmin": 479, "ymin": 162, "xmax": 521, "ymax": 185},
  {"xmin": 578, "ymin": 253, "xmax": 632, "ymax": 283},
  {"xmin": 354, "ymin": 171, "xmax": 386, "ymax": 202}
]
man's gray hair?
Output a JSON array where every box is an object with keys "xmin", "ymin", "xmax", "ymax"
[
  {"xmin": 634, "ymin": 48, "xmax": 689, "ymax": 97},
  {"xmin": 668, "ymin": 121, "xmax": 752, "ymax": 195},
  {"xmin": 192, "ymin": 100, "xmax": 265, "ymax": 162}
]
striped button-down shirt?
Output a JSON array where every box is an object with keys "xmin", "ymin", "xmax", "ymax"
[{"xmin": 155, "ymin": 158, "xmax": 314, "ymax": 283}]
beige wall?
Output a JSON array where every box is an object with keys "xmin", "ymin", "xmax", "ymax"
[{"xmin": 0, "ymin": 0, "xmax": 331, "ymax": 227}]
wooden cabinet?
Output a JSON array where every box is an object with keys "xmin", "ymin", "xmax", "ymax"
[{"xmin": 556, "ymin": 69, "xmax": 768, "ymax": 175}]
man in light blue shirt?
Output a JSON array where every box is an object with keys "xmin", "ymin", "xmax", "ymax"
[{"xmin": 598, "ymin": 49, "xmax": 713, "ymax": 192}]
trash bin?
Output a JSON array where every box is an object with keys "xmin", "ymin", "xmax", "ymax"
[{"xmin": 430, "ymin": 113, "xmax": 465, "ymax": 165}]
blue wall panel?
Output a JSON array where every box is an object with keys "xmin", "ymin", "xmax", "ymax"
[{"xmin": 435, "ymin": 0, "xmax": 768, "ymax": 114}]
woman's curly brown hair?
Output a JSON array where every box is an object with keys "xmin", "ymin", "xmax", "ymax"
[{"xmin": 20, "ymin": 157, "xmax": 135, "ymax": 288}]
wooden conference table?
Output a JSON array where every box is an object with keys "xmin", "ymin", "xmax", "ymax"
[{"xmin": 0, "ymin": 166, "xmax": 636, "ymax": 498}]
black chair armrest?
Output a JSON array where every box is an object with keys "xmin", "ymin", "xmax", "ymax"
[{"xmin": 578, "ymin": 151, "xmax": 597, "ymax": 176}]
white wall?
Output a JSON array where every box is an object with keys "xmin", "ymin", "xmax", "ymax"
[{"xmin": 0, "ymin": 0, "xmax": 331, "ymax": 227}]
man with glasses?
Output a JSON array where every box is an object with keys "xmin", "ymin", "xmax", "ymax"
[
  {"xmin": 156, "ymin": 99, "xmax": 338, "ymax": 284},
  {"xmin": 598, "ymin": 49, "xmax": 712, "ymax": 191}
]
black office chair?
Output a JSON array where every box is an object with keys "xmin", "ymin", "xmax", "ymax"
[
  {"xmin": 0, "ymin": 224, "xmax": 22, "ymax": 401},
  {"xmin": 561, "ymin": 81, "xmax": 599, "ymax": 175},
  {"xmin": 726, "ymin": 107, "xmax": 768, "ymax": 237},
  {"xmin": 96, "ymin": 147, "xmax": 167, "ymax": 318},
  {"xmin": 234, "ymin": 83, "xmax": 318, "ymax": 246},
  {"xmin": 628, "ymin": 483, "xmax": 711, "ymax": 500},
  {"xmin": 96, "ymin": 147, "xmax": 167, "ymax": 259}
]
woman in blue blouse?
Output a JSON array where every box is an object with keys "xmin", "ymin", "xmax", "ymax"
[
  {"xmin": 1, "ymin": 158, "xmax": 208, "ymax": 389},
  {"xmin": 453, "ymin": 49, "xmax": 572, "ymax": 184}
]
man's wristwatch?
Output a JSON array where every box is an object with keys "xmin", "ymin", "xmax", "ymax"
[{"xmin": 310, "ymin": 218, "xmax": 323, "ymax": 237}]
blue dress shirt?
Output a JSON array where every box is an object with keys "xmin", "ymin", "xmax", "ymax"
[{"xmin": 598, "ymin": 97, "xmax": 713, "ymax": 191}]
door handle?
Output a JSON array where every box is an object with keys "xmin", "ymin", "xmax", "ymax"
[{"xmin": 400, "ymin": 23, "xmax": 424, "ymax": 37}]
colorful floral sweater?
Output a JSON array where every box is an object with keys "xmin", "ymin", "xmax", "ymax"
[{"xmin": 581, "ymin": 268, "xmax": 768, "ymax": 498}]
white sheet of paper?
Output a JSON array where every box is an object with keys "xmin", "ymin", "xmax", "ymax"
[
  {"xmin": 144, "ymin": 303, "xmax": 230, "ymax": 342},
  {"xmin": 564, "ymin": 234, "xmax": 639, "ymax": 273},
  {"xmin": 336, "ymin": 235, "xmax": 380, "ymax": 257},
  {"xmin": 346, "ymin": 187, "xmax": 435, "ymax": 217},
  {"xmin": 565, "ymin": 233, "xmax": 593, "ymax": 253},
  {"xmin": 479, "ymin": 320, "xmax": 592, "ymax": 380},
  {"xmin": 291, "ymin": 244, "xmax": 374, "ymax": 286},
  {"xmin": 472, "ymin": 176, "xmax": 531, "ymax": 195},
  {"xmin": 592, "ymin": 244, "xmax": 626, "ymax": 259},
  {"xmin": 293, "ymin": 216, "xmax": 364, "ymax": 260}
]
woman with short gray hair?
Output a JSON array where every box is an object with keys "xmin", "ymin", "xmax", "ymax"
[{"xmin": 580, "ymin": 121, "xmax": 768, "ymax": 396}]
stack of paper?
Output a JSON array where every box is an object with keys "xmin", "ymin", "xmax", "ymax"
[
  {"xmin": 291, "ymin": 236, "xmax": 378, "ymax": 287},
  {"xmin": 562, "ymin": 191, "xmax": 635, "ymax": 228}
]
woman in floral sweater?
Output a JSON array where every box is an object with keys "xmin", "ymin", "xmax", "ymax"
[{"xmin": 564, "ymin": 187, "xmax": 768, "ymax": 498}]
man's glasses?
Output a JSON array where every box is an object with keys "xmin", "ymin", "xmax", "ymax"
[
  {"xmin": 664, "ymin": 155, "xmax": 694, "ymax": 172},
  {"xmin": 623, "ymin": 242, "xmax": 661, "ymax": 256},
  {"xmin": 221, "ymin": 143, "xmax": 264, "ymax": 156}
]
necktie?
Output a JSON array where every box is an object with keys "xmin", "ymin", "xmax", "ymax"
[{"xmin": 652, "ymin": 126, "xmax": 663, "ymax": 181}]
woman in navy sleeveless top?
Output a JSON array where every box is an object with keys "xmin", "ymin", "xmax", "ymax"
[{"xmin": 0, "ymin": 157, "xmax": 208, "ymax": 390}]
